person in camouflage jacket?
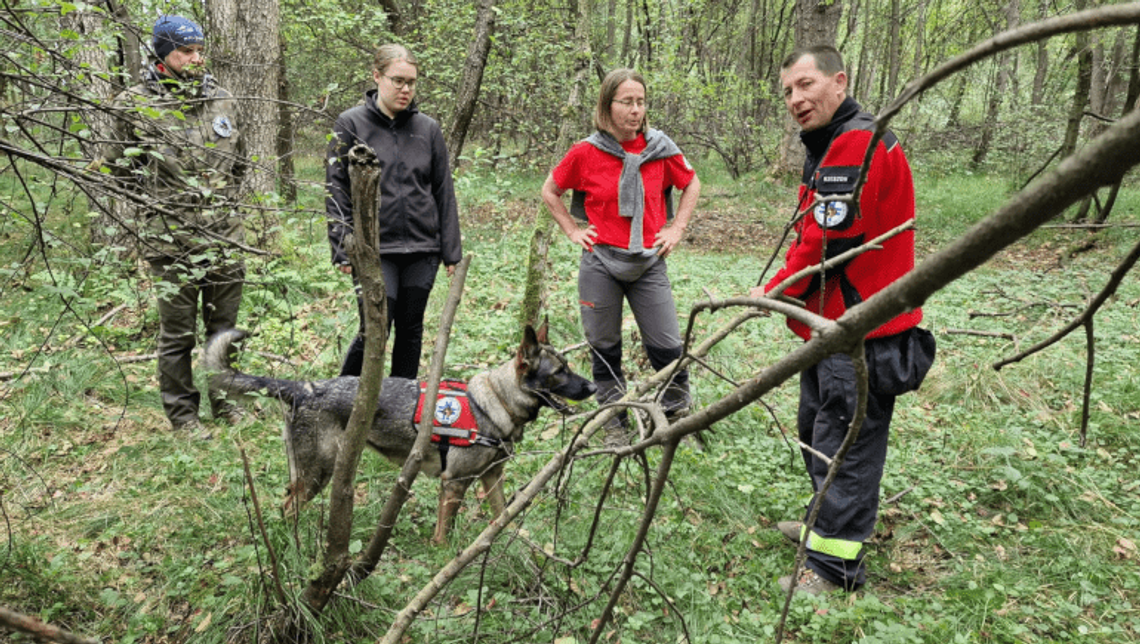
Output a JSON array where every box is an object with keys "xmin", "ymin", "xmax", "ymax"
[{"xmin": 98, "ymin": 15, "xmax": 248, "ymax": 436}]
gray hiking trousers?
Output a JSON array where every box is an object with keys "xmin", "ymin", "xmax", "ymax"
[{"xmin": 577, "ymin": 247, "xmax": 689, "ymax": 416}]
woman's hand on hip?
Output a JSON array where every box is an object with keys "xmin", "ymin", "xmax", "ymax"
[
  {"xmin": 569, "ymin": 225, "xmax": 598, "ymax": 252},
  {"xmin": 654, "ymin": 225, "xmax": 685, "ymax": 257}
]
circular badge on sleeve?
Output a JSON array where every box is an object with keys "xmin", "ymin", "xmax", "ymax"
[
  {"xmin": 813, "ymin": 200, "xmax": 849, "ymax": 228},
  {"xmin": 212, "ymin": 115, "xmax": 233, "ymax": 138}
]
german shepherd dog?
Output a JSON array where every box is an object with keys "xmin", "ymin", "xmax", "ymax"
[{"xmin": 202, "ymin": 322, "xmax": 596, "ymax": 543}]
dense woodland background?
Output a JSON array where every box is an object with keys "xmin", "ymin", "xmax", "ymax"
[
  {"xmin": 4, "ymin": 0, "xmax": 1135, "ymax": 194},
  {"xmin": 3, "ymin": 1, "xmax": 1140, "ymax": 643}
]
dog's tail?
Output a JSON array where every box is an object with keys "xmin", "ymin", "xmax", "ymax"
[{"xmin": 203, "ymin": 328, "xmax": 306, "ymax": 406}]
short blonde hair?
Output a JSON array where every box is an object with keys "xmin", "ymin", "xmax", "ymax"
[
  {"xmin": 593, "ymin": 68, "xmax": 647, "ymax": 136},
  {"xmin": 373, "ymin": 44, "xmax": 418, "ymax": 75}
]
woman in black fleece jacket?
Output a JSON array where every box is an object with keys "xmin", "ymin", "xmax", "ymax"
[{"xmin": 326, "ymin": 44, "xmax": 462, "ymax": 378}]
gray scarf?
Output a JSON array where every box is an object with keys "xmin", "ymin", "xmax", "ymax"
[{"xmin": 570, "ymin": 128, "xmax": 682, "ymax": 254}]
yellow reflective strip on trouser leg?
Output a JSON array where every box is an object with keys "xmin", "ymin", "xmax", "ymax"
[{"xmin": 804, "ymin": 530, "xmax": 863, "ymax": 560}]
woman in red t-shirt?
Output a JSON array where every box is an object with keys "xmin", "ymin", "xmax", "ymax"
[{"xmin": 541, "ymin": 68, "xmax": 701, "ymax": 447}]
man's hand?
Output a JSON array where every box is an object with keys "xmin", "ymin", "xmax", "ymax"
[{"xmin": 337, "ymin": 264, "xmax": 353, "ymax": 275}]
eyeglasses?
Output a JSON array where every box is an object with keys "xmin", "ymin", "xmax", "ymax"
[
  {"xmin": 384, "ymin": 75, "xmax": 417, "ymax": 90},
  {"xmin": 612, "ymin": 98, "xmax": 647, "ymax": 109}
]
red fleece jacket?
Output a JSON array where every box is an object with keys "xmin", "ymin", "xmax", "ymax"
[{"xmin": 766, "ymin": 111, "xmax": 922, "ymax": 341}]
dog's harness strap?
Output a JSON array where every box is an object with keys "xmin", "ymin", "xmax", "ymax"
[{"xmin": 433, "ymin": 426, "xmax": 473, "ymax": 439}]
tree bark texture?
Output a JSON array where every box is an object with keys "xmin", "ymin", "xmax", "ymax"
[
  {"xmin": 446, "ymin": 0, "xmax": 496, "ymax": 170},
  {"xmin": 206, "ymin": 0, "xmax": 280, "ymax": 197}
]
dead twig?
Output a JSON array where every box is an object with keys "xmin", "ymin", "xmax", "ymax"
[
  {"xmin": 944, "ymin": 328, "xmax": 1016, "ymax": 341},
  {"xmin": 239, "ymin": 446, "xmax": 289, "ymax": 605}
]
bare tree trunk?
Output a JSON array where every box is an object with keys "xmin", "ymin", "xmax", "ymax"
[
  {"xmin": 105, "ymin": 0, "xmax": 141, "ymax": 86},
  {"xmin": 908, "ymin": 0, "xmax": 928, "ymax": 121},
  {"xmin": 276, "ymin": 38, "xmax": 296, "ymax": 204},
  {"xmin": 1031, "ymin": 0, "xmax": 1050, "ymax": 105},
  {"xmin": 206, "ymin": 0, "xmax": 280, "ymax": 199},
  {"xmin": 886, "ymin": 0, "xmax": 902, "ymax": 102},
  {"xmin": 794, "ymin": 0, "xmax": 843, "ymax": 46},
  {"xmin": 65, "ymin": 5, "xmax": 135, "ymax": 253},
  {"xmin": 622, "ymin": 0, "xmax": 633, "ymax": 62},
  {"xmin": 378, "ymin": 0, "xmax": 403, "ymax": 35},
  {"xmin": 446, "ymin": 0, "xmax": 496, "ymax": 170},
  {"xmin": 1089, "ymin": 26, "xmax": 1139, "ymax": 226},
  {"xmin": 1090, "ymin": 28, "xmax": 1127, "ymax": 138},
  {"xmin": 1063, "ymin": 0, "xmax": 1093, "ymax": 162},
  {"xmin": 294, "ymin": 145, "xmax": 388, "ymax": 625},
  {"xmin": 1091, "ymin": 32, "xmax": 1107, "ymax": 118},
  {"xmin": 853, "ymin": 0, "xmax": 873, "ymax": 101},
  {"xmin": 606, "ymin": 0, "xmax": 617, "ymax": 58},
  {"xmin": 521, "ymin": 0, "xmax": 592, "ymax": 330},
  {"xmin": 556, "ymin": 0, "xmax": 594, "ymax": 157},
  {"xmin": 972, "ymin": 0, "xmax": 1019, "ymax": 168}
]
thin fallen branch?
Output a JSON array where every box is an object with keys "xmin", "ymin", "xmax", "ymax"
[
  {"xmin": 240, "ymin": 446, "xmax": 288, "ymax": 605},
  {"xmin": 0, "ymin": 606, "xmax": 100, "ymax": 644},
  {"xmin": 885, "ymin": 486, "xmax": 915, "ymax": 505}
]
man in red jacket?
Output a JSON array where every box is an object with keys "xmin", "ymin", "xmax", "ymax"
[{"xmin": 752, "ymin": 46, "xmax": 934, "ymax": 595}]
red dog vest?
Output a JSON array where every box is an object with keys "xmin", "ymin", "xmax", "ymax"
[{"xmin": 414, "ymin": 381, "xmax": 480, "ymax": 447}]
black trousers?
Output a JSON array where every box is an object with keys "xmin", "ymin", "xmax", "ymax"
[
  {"xmin": 340, "ymin": 253, "xmax": 439, "ymax": 379},
  {"xmin": 797, "ymin": 342, "xmax": 899, "ymax": 590}
]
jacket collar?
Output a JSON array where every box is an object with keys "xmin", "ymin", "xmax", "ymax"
[
  {"xmin": 799, "ymin": 96, "xmax": 862, "ymax": 184},
  {"xmin": 364, "ymin": 88, "xmax": 419, "ymax": 126},
  {"xmin": 144, "ymin": 64, "xmax": 217, "ymax": 100}
]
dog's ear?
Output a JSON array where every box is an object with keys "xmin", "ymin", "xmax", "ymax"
[{"xmin": 517, "ymin": 324, "xmax": 540, "ymax": 373}]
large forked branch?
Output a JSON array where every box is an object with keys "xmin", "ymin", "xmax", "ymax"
[{"xmin": 299, "ymin": 144, "xmax": 387, "ymax": 614}]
